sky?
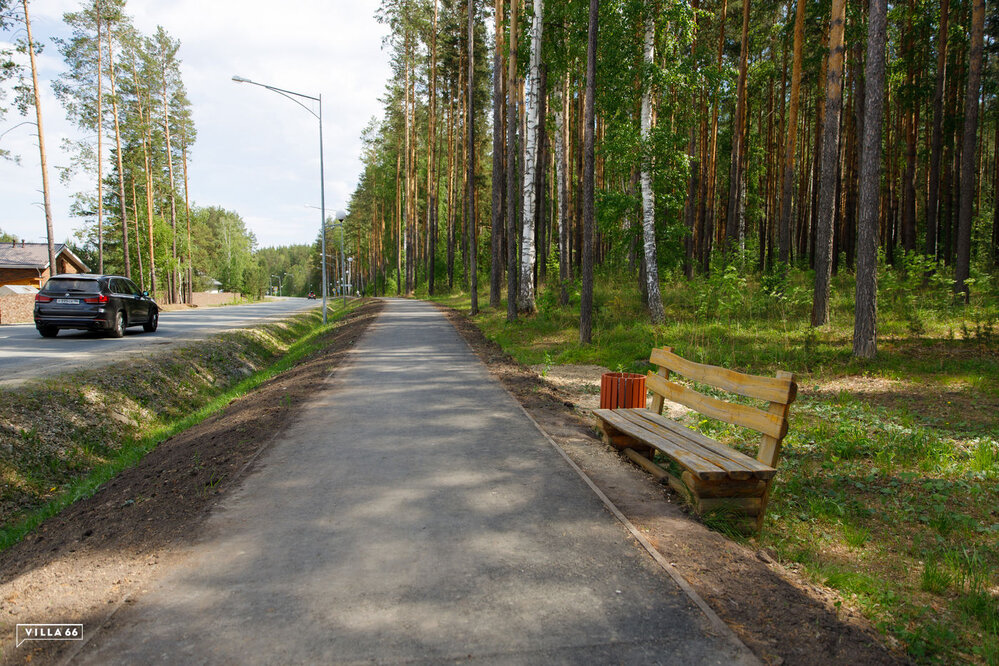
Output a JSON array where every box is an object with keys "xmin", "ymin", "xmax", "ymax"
[{"xmin": 0, "ymin": 0, "xmax": 393, "ymax": 249}]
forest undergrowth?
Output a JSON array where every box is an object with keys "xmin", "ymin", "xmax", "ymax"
[{"xmin": 430, "ymin": 260, "xmax": 999, "ymax": 665}]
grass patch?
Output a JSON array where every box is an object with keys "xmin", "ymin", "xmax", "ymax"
[
  {"xmin": 429, "ymin": 261, "xmax": 998, "ymax": 664},
  {"xmin": 0, "ymin": 302, "xmax": 358, "ymax": 552}
]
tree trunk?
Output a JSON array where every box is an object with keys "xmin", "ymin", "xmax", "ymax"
[
  {"xmin": 96, "ymin": 2, "xmax": 104, "ymax": 274},
  {"xmin": 779, "ymin": 0, "xmax": 806, "ymax": 265},
  {"xmin": 517, "ymin": 0, "xmax": 543, "ymax": 313},
  {"xmin": 128, "ymin": 54, "xmax": 156, "ymax": 295},
  {"xmin": 105, "ymin": 22, "xmax": 131, "ymax": 280},
  {"xmin": 702, "ymin": 0, "xmax": 727, "ymax": 272},
  {"xmin": 640, "ymin": 2, "xmax": 665, "ymax": 323},
  {"xmin": 557, "ymin": 76, "xmax": 570, "ymax": 306},
  {"xmin": 506, "ymin": 0, "xmax": 519, "ymax": 321},
  {"xmin": 130, "ymin": 178, "xmax": 144, "ymax": 290},
  {"xmin": 181, "ymin": 142, "xmax": 193, "ymax": 302},
  {"xmin": 724, "ymin": 0, "xmax": 750, "ymax": 252},
  {"xmin": 490, "ymin": 0, "xmax": 505, "ymax": 308},
  {"xmin": 993, "ymin": 118, "xmax": 999, "ymax": 267},
  {"xmin": 580, "ymin": 0, "xmax": 598, "ymax": 344},
  {"xmin": 428, "ymin": 0, "xmax": 439, "ymax": 296},
  {"xmin": 926, "ymin": 0, "xmax": 949, "ymax": 259},
  {"xmin": 536, "ymin": 65, "xmax": 548, "ymax": 287},
  {"xmin": 900, "ymin": 1, "xmax": 918, "ymax": 254},
  {"xmin": 161, "ymin": 66, "xmax": 178, "ymax": 304},
  {"xmin": 22, "ymin": 0, "xmax": 56, "ymax": 276},
  {"xmin": 811, "ymin": 0, "xmax": 846, "ymax": 327},
  {"xmin": 954, "ymin": 0, "xmax": 984, "ymax": 300},
  {"xmin": 853, "ymin": 0, "xmax": 888, "ymax": 358},
  {"xmin": 467, "ymin": 0, "xmax": 478, "ymax": 314}
]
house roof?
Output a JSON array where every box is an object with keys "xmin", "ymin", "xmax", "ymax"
[
  {"xmin": 0, "ymin": 284, "xmax": 39, "ymax": 295},
  {"xmin": 0, "ymin": 242, "xmax": 90, "ymax": 272}
]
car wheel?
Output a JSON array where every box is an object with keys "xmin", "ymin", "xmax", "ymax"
[
  {"xmin": 109, "ymin": 310, "xmax": 126, "ymax": 338},
  {"xmin": 143, "ymin": 309, "xmax": 158, "ymax": 333},
  {"xmin": 38, "ymin": 326, "xmax": 58, "ymax": 338}
]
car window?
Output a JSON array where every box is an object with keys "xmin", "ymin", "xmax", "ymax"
[
  {"xmin": 42, "ymin": 278, "xmax": 100, "ymax": 294},
  {"xmin": 108, "ymin": 279, "xmax": 122, "ymax": 294},
  {"xmin": 124, "ymin": 279, "xmax": 141, "ymax": 295}
]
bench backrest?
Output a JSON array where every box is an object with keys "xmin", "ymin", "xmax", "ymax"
[{"xmin": 646, "ymin": 347, "xmax": 797, "ymax": 468}]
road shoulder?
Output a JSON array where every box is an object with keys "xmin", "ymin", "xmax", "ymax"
[{"xmin": 0, "ymin": 301, "xmax": 383, "ymax": 665}]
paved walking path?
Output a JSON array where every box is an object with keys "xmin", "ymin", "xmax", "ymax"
[{"xmin": 78, "ymin": 299, "xmax": 756, "ymax": 665}]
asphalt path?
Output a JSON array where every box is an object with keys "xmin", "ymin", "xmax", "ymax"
[
  {"xmin": 0, "ymin": 297, "xmax": 318, "ymax": 387},
  {"xmin": 76, "ymin": 299, "xmax": 757, "ymax": 665}
]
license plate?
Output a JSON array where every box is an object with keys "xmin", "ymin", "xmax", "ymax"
[{"xmin": 56, "ymin": 298, "xmax": 79, "ymax": 305}]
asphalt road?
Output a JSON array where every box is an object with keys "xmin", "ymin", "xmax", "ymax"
[
  {"xmin": 77, "ymin": 299, "xmax": 756, "ymax": 665},
  {"xmin": 0, "ymin": 297, "xmax": 319, "ymax": 387}
]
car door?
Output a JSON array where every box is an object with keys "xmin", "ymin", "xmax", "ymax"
[{"xmin": 124, "ymin": 278, "xmax": 150, "ymax": 321}]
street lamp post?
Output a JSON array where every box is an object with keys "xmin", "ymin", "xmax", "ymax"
[
  {"xmin": 232, "ymin": 74, "xmax": 329, "ymax": 324},
  {"xmin": 271, "ymin": 273, "xmax": 284, "ymax": 297}
]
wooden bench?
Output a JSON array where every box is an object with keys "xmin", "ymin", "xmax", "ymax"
[{"xmin": 593, "ymin": 347, "xmax": 797, "ymax": 530}]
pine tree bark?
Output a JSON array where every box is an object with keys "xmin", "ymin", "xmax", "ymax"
[
  {"xmin": 22, "ymin": 0, "xmax": 57, "ymax": 276},
  {"xmin": 96, "ymin": 2, "xmax": 104, "ymax": 274},
  {"xmin": 105, "ymin": 22, "xmax": 131, "ymax": 279},
  {"xmin": 812, "ymin": 0, "xmax": 846, "ymax": 327},
  {"xmin": 703, "ymin": 0, "xmax": 727, "ymax": 272},
  {"xmin": 467, "ymin": 0, "xmax": 478, "ymax": 315},
  {"xmin": 490, "ymin": 0, "xmax": 504, "ymax": 307},
  {"xmin": 900, "ymin": 1, "xmax": 918, "ymax": 254},
  {"xmin": 557, "ymin": 76, "xmax": 570, "ymax": 306},
  {"xmin": 779, "ymin": 0, "xmax": 806, "ymax": 264},
  {"xmin": 580, "ymin": 0, "xmax": 598, "ymax": 344},
  {"xmin": 128, "ymin": 54, "xmax": 156, "ymax": 295},
  {"xmin": 724, "ymin": 0, "xmax": 750, "ymax": 252},
  {"xmin": 428, "ymin": 0, "xmax": 439, "ymax": 296},
  {"xmin": 954, "ymin": 0, "xmax": 985, "ymax": 300},
  {"xmin": 160, "ymin": 62, "xmax": 179, "ymax": 303},
  {"xmin": 639, "ymin": 2, "xmax": 665, "ymax": 323},
  {"xmin": 181, "ymin": 142, "xmax": 192, "ymax": 302},
  {"xmin": 926, "ymin": 0, "xmax": 949, "ymax": 258},
  {"xmin": 506, "ymin": 0, "xmax": 519, "ymax": 321},
  {"xmin": 853, "ymin": 0, "xmax": 888, "ymax": 358}
]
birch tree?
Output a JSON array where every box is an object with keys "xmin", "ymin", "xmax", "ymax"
[
  {"xmin": 639, "ymin": 1, "xmax": 665, "ymax": 324},
  {"xmin": 516, "ymin": 0, "xmax": 543, "ymax": 314}
]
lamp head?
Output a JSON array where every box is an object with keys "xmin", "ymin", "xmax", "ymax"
[
  {"xmin": 335, "ymin": 209, "xmax": 347, "ymax": 222},
  {"xmin": 232, "ymin": 75, "xmax": 250, "ymax": 83}
]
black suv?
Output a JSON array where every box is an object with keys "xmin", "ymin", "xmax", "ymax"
[{"xmin": 34, "ymin": 274, "xmax": 159, "ymax": 338}]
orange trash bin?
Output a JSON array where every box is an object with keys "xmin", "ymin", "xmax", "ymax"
[{"xmin": 599, "ymin": 372, "xmax": 647, "ymax": 409}]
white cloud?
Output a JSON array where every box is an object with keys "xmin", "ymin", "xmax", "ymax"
[{"xmin": 0, "ymin": 0, "xmax": 391, "ymax": 249}]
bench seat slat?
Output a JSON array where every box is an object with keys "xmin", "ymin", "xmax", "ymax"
[
  {"xmin": 628, "ymin": 409, "xmax": 777, "ymax": 480},
  {"xmin": 593, "ymin": 409, "xmax": 728, "ymax": 480},
  {"xmin": 613, "ymin": 409, "xmax": 757, "ymax": 480},
  {"xmin": 646, "ymin": 372, "xmax": 787, "ymax": 440}
]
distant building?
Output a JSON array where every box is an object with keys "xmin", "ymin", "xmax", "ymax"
[
  {"xmin": 0, "ymin": 284, "xmax": 38, "ymax": 296},
  {"xmin": 0, "ymin": 241, "xmax": 90, "ymax": 288}
]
